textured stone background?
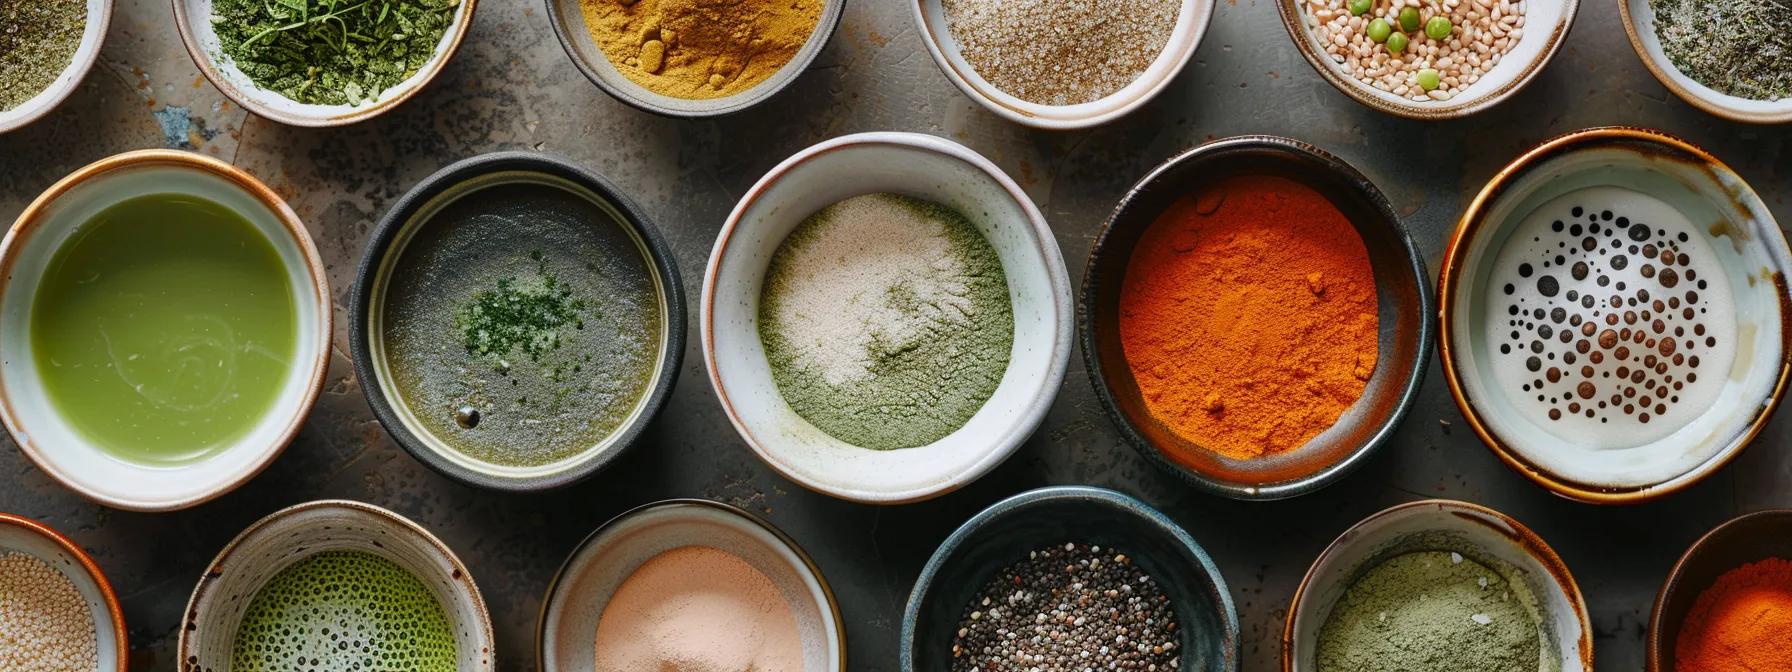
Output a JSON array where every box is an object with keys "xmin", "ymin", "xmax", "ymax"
[{"xmin": 2, "ymin": 1, "xmax": 1790, "ymax": 670}]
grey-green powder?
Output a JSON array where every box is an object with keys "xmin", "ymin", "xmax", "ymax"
[
  {"xmin": 0, "ymin": 0, "xmax": 86, "ymax": 112},
  {"xmin": 759, "ymin": 193, "xmax": 1013, "ymax": 450},
  {"xmin": 1317, "ymin": 550, "xmax": 1548, "ymax": 672}
]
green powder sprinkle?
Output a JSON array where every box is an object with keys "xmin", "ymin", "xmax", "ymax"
[
  {"xmin": 759, "ymin": 193, "xmax": 1013, "ymax": 450},
  {"xmin": 231, "ymin": 550, "xmax": 458, "ymax": 672},
  {"xmin": 1317, "ymin": 550, "xmax": 1549, "ymax": 672},
  {"xmin": 0, "ymin": 0, "xmax": 86, "ymax": 112},
  {"xmin": 455, "ymin": 251, "xmax": 587, "ymax": 365},
  {"xmin": 210, "ymin": 0, "xmax": 459, "ymax": 106},
  {"xmin": 1651, "ymin": 0, "xmax": 1792, "ymax": 101}
]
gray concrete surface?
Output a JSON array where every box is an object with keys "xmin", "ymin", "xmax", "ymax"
[{"xmin": 2, "ymin": 0, "xmax": 1791, "ymax": 670}]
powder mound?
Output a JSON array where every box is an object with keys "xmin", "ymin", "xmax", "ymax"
[
  {"xmin": 1316, "ymin": 550, "xmax": 1544, "ymax": 672},
  {"xmin": 941, "ymin": 0, "xmax": 1178, "ymax": 105},
  {"xmin": 579, "ymin": 0, "xmax": 824, "ymax": 99},
  {"xmin": 593, "ymin": 546, "xmax": 804, "ymax": 672},
  {"xmin": 0, "ymin": 551, "xmax": 98, "ymax": 672},
  {"xmin": 1675, "ymin": 557, "xmax": 1792, "ymax": 672},
  {"xmin": 231, "ymin": 550, "xmax": 459, "ymax": 671}
]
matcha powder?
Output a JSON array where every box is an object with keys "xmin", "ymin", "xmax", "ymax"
[
  {"xmin": 760, "ymin": 193, "xmax": 1013, "ymax": 450},
  {"xmin": 0, "ymin": 0, "xmax": 86, "ymax": 112},
  {"xmin": 1317, "ymin": 550, "xmax": 1549, "ymax": 672}
]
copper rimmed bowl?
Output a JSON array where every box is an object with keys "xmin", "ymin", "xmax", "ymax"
[
  {"xmin": 0, "ymin": 513, "xmax": 127, "ymax": 671},
  {"xmin": 1439, "ymin": 127, "xmax": 1792, "ymax": 504},
  {"xmin": 1647, "ymin": 509, "xmax": 1792, "ymax": 671}
]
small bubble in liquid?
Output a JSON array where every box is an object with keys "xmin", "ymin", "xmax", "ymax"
[{"xmin": 455, "ymin": 406, "xmax": 481, "ymax": 429}]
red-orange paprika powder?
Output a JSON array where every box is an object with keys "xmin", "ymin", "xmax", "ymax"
[
  {"xmin": 1676, "ymin": 557, "xmax": 1792, "ymax": 672},
  {"xmin": 1119, "ymin": 174, "xmax": 1378, "ymax": 462}
]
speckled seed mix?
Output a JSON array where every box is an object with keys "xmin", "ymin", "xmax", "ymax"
[
  {"xmin": 940, "ymin": 0, "xmax": 1179, "ymax": 106},
  {"xmin": 951, "ymin": 543, "xmax": 1180, "ymax": 672},
  {"xmin": 0, "ymin": 551, "xmax": 99, "ymax": 672},
  {"xmin": 1304, "ymin": 0, "xmax": 1526, "ymax": 102}
]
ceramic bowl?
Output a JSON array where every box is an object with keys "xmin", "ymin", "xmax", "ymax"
[
  {"xmin": 1283, "ymin": 499, "xmax": 1592, "ymax": 671},
  {"xmin": 537, "ymin": 499, "xmax": 845, "ymax": 671},
  {"xmin": 1276, "ymin": 0, "xmax": 1578, "ymax": 119},
  {"xmin": 1647, "ymin": 509, "xmax": 1792, "ymax": 671},
  {"xmin": 1439, "ymin": 127, "xmax": 1792, "ymax": 504},
  {"xmin": 171, "ymin": 0, "xmax": 477, "ymax": 126},
  {"xmin": 912, "ymin": 0, "xmax": 1214, "ymax": 129},
  {"xmin": 1082, "ymin": 135, "xmax": 1431, "ymax": 500},
  {"xmin": 350, "ymin": 151, "xmax": 685, "ymax": 492},
  {"xmin": 545, "ymin": 0, "xmax": 845, "ymax": 117},
  {"xmin": 702, "ymin": 131, "xmax": 1073, "ymax": 504},
  {"xmin": 902, "ymin": 485, "xmax": 1239, "ymax": 671},
  {"xmin": 0, "ymin": 150, "xmax": 331, "ymax": 512},
  {"xmin": 179, "ymin": 500, "xmax": 494, "ymax": 671},
  {"xmin": 0, "ymin": 0, "xmax": 111, "ymax": 134},
  {"xmin": 0, "ymin": 513, "xmax": 127, "ymax": 671},
  {"xmin": 1620, "ymin": 1, "xmax": 1792, "ymax": 124}
]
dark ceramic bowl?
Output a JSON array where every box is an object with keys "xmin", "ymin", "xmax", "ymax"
[
  {"xmin": 1648, "ymin": 509, "xmax": 1792, "ymax": 672},
  {"xmin": 350, "ymin": 152, "xmax": 685, "ymax": 491},
  {"xmin": 900, "ymin": 486, "xmax": 1239, "ymax": 672},
  {"xmin": 1081, "ymin": 136, "xmax": 1432, "ymax": 500}
]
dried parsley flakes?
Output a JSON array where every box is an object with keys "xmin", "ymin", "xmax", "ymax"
[
  {"xmin": 1652, "ymin": 0, "xmax": 1792, "ymax": 101},
  {"xmin": 0, "ymin": 0, "xmax": 86, "ymax": 112},
  {"xmin": 211, "ymin": 0, "xmax": 460, "ymax": 106}
]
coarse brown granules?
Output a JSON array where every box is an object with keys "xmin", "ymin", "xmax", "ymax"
[
  {"xmin": 940, "ymin": 0, "xmax": 1178, "ymax": 106},
  {"xmin": 0, "ymin": 551, "xmax": 98, "ymax": 671}
]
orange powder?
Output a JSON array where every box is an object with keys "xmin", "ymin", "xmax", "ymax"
[
  {"xmin": 1119, "ymin": 174, "xmax": 1379, "ymax": 461},
  {"xmin": 1676, "ymin": 557, "xmax": 1792, "ymax": 672}
]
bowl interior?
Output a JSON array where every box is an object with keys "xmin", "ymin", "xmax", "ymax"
[
  {"xmin": 0, "ymin": 0, "xmax": 110, "ymax": 133},
  {"xmin": 903, "ymin": 487, "xmax": 1237, "ymax": 672},
  {"xmin": 546, "ymin": 0, "xmax": 845, "ymax": 116},
  {"xmin": 540, "ymin": 501, "xmax": 842, "ymax": 671},
  {"xmin": 1447, "ymin": 136, "xmax": 1789, "ymax": 494},
  {"xmin": 0, "ymin": 159, "xmax": 327, "ymax": 510},
  {"xmin": 1286, "ymin": 501, "xmax": 1589, "ymax": 672},
  {"xmin": 0, "ymin": 519, "xmax": 124, "ymax": 671},
  {"xmin": 1085, "ymin": 141, "xmax": 1427, "ymax": 496},
  {"xmin": 707, "ymin": 134, "xmax": 1070, "ymax": 503},
  {"xmin": 181, "ymin": 502, "xmax": 493, "ymax": 670},
  {"xmin": 1650, "ymin": 511, "xmax": 1792, "ymax": 670},
  {"xmin": 1622, "ymin": 0, "xmax": 1792, "ymax": 122}
]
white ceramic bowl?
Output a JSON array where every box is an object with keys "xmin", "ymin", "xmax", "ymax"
[
  {"xmin": 702, "ymin": 132, "xmax": 1072, "ymax": 504},
  {"xmin": 912, "ymin": 0, "xmax": 1214, "ymax": 129},
  {"xmin": 171, "ymin": 0, "xmax": 477, "ymax": 126},
  {"xmin": 0, "ymin": 513, "xmax": 127, "ymax": 671},
  {"xmin": 538, "ymin": 499, "xmax": 844, "ymax": 671},
  {"xmin": 0, "ymin": 150, "xmax": 331, "ymax": 511},
  {"xmin": 1277, "ymin": 0, "xmax": 1579, "ymax": 119},
  {"xmin": 1283, "ymin": 500, "xmax": 1592, "ymax": 671},
  {"xmin": 0, "ymin": 0, "xmax": 111, "ymax": 134},
  {"xmin": 179, "ymin": 500, "xmax": 495, "ymax": 671},
  {"xmin": 1620, "ymin": 0, "xmax": 1792, "ymax": 124}
]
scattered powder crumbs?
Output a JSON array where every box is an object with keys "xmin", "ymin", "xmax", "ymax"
[
  {"xmin": 0, "ymin": 551, "xmax": 98, "ymax": 672},
  {"xmin": 940, "ymin": 0, "xmax": 1179, "ymax": 106}
]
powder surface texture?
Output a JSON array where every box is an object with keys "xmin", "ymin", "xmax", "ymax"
[
  {"xmin": 941, "ymin": 0, "xmax": 1178, "ymax": 105},
  {"xmin": 593, "ymin": 545, "xmax": 804, "ymax": 672},
  {"xmin": 760, "ymin": 193, "xmax": 1013, "ymax": 450},
  {"xmin": 231, "ymin": 550, "xmax": 458, "ymax": 671},
  {"xmin": 1120, "ymin": 174, "xmax": 1378, "ymax": 461},
  {"xmin": 1675, "ymin": 556, "xmax": 1792, "ymax": 672},
  {"xmin": 1317, "ymin": 550, "xmax": 1545, "ymax": 672},
  {"xmin": 0, "ymin": 0, "xmax": 85, "ymax": 111},
  {"xmin": 0, "ymin": 551, "xmax": 98, "ymax": 672},
  {"xmin": 579, "ymin": 0, "xmax": 823, "ymax": 99}
]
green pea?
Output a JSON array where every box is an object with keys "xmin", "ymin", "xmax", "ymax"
[
  {"xmin": 1417, "ymin": 68, "xmax": 1441, "ymax": 91},
  {"xmin": 1367, "ymin": 18, "xmax": 1392, "ymax": 43},
  {"xmin": 1386, "ymin": 31, "xmax": 1409, "ymax": 54},
  {"xmin": 1426, "ymin": 16, "xmax": 1453, "ymax": 40},
  {"xmin": 1398, "ymin": 7, "xmax": 1421, "ymax": 32},
  {"xmin": 1349, "ymin": 0, "xmax": 1372, "ymax": 15}
]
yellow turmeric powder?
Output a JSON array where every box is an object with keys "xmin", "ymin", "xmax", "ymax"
[{"xmin": 579, "ymin": 0, "xmax": 824, "ymax": 100}]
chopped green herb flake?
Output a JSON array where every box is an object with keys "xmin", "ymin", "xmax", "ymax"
[{"xmin": 211, "ymin": 0, "xmax": 459, "ymax": 106}]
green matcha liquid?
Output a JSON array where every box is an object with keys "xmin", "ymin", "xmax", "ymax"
[
  {"xmin": 30, "ymin": 193, "xmax": 296, "ymax": 465},
  {"xmin": 232, "ymin": 550, "xmax": 458, "ymax": 671}
]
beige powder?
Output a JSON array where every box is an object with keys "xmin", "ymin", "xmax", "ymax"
[{"xmin": 594, "ymin": 545, "xmax": 804, "ymax": 671}]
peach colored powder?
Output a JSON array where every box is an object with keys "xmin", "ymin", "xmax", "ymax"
[{"xmin": 594, "ymin": 545, "xmax": 805, "ymax": 672}]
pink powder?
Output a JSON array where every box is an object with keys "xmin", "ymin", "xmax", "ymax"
[{"xmin": 594, "ymin": 545, "xmax": 805, "ymax": 672}]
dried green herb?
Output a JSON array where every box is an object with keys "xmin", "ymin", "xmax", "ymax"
[
  {"xmin": 0, "ymin": 0, "xmax": 86, "ymax": 112},
  {"xmin": 454, "ymin": 252, "xmax": 588, "ymax": 367},
  {"xmin": 211, "ymin": 0, "xmax": 459, "ymax": 106},
  {"xmin": 1652, "ymin": 0, "xmax": 1792, "ymax": 101}
]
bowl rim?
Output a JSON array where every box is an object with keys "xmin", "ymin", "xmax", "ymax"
[
  {"xmin": 1273, "ymin": 0, "xmax": 1581, "ymax": 120},
  {"xmin": 169, "ymin": 0, "xmax": 479, "ymax": 127},
  {"xmin": 543, "ymin": 0, "xmax": 848, "ymax": 119},
  {"xmin": 1436, "ymin": 126, "xmax": 1792, "ymax": 504},
  {"xmin": 699, "ymin": 130, "xmax": 1074, "ymax": 504},
  {"xmin": 908, "ymin": 0, "xmax": 1216, "ymax": 130},
  {"xmin": 0, "ymin": 148, "xmax": 332, "ymax": 512},
  {"xmin": 175, "ymin": 498, "xmax": 495, "ymax": 669},
  {"xmin": 898, "ymin": 484, "xmax": 1242, "ymax": 672},
  {"xmin": 0, "ymin": 512, "xmax": 129, "ymax": 671},
  {"xmin": 1278, "ymin": 498, "xmax": 1594, "ymax": 672},
  {"xmin": 1079, "ymin": 134, "xmax": 1434, "ymax": 500},
  {"xmin": 348, "ymin": 150, "xmax": 687, "ymax": 492},
  {"xmin": 1617, "ymin": 0, "xmax": 1792, "ymax": 125},
  {"xmin": 533, "ymin": 498, "xmax": 848, "ymax": 671},
  {"xmin": 1645, "ymin": 508, "xmax": 1792, "ymax": 671},
  {"xmin": 0, "ymin": 0, "xmax": 114, "ymax": 134}
]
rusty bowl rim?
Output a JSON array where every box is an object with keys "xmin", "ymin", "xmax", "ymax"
[
  {"xmin": 0, "ymin": 512, "xmax": 129, "ymax": 671},
  {"xmin": 1645, "ymin": 508, "xmax": 1792, "ymax": 671}
]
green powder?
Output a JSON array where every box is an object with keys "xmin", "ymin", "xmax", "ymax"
[
  {"xmin": 759, "ymin": 193, "xmax": 1013, "ymax": 450},
  {"xmin": 1317, "ymin": 550, "xmax": 1548, "ymax": 672},
  {"xmin": 232, "ymin": 550, "xmax": 457, "ymax": 671},
  {"xmin": 0, "ymin": 0, "xmax": 86, "ymax": 111}
]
